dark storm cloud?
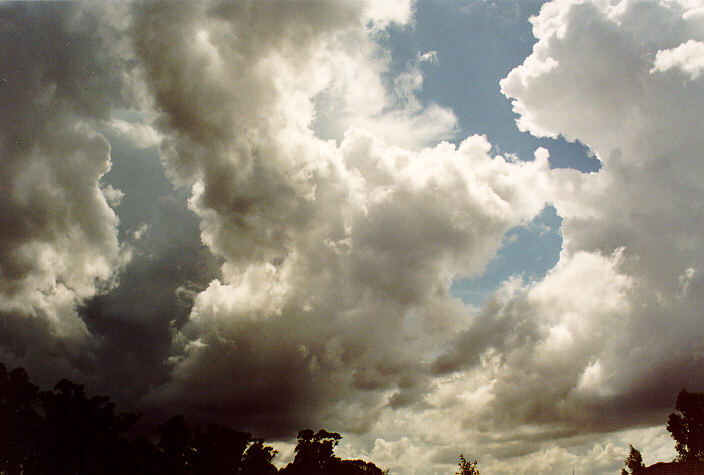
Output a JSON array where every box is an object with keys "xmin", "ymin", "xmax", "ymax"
[
  {"xmin": 0, "ymin": 2, "xmax": 130, "ymax": 354},
  {"xmin": 73, "ymin": 128, "xmax": 218, "ymax": 407},
  {"xmin": 0, "ymin": 1, "xmax": 219, "ymax": 410}
]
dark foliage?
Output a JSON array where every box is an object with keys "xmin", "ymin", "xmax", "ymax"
[
  {"xmin": 279, "ymin": 429, "xmax": 384, "ymax": 474},
  {"xmin": 622, "ymin": 444, "xmax": 644, "ymax": 474},
  {"xmin": 0, "ymin": 362, "xmax": 384, "ymax": 474},
  {"xmin": 240, "ymin": 439, "xmax": 279, "ymax": 474},
  {"xmin": 0, "ymin": 362, "xmax": 278, "ymax": 474},
  {"xmin": 37, "ymin": 378, "xmax": 140, "ymax": 474},
  {"xmin": 0, "ymin": 365, "xmax": 42, "ymax": 473},
  {"xmin": 667, "ymin": 388, "xmax": 704, "ymax": 462}
]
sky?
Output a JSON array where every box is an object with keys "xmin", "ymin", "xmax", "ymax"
[{"xmin": 1, "ymin": 0, "xmax": 704, "ymax": 473}]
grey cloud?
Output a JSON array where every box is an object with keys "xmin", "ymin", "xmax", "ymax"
[
  {"xmin": 427, "ymin": 0, "xmax": 704, "ymax": 452},
  {"xmin": 0, "ymin": 2, "xmax": 130, "ymax": 345},
  {"xmin": 75, "ymin": 124, "xmax": 221, "ymax": 408},
  {"xmin": 5, "ymin": 1, "xmax": 702, "ymax": 472},
  {"xmin": 431, "ymin": 286, "xmax": 539, "ymax": 375},
  {"xmin": 0, "ymin": 2, "xmax": 214, "ymax": 414},
  {"xmin": 131, "ymin": 0, "xmax": 354, "ymax": 265},
  {"xmin": 127, "ymin": 0, "xmax": 552, "ymax": 440}
]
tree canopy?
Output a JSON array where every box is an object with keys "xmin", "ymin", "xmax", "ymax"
[
  {"xmin": 279, "ymin": 429, "xmax": 384, "ymax": 474},
  {"xmin": 621, "ymin": 444, "xmax": 644, "ymax": 474},
  {"xmin": 667, "ymin": 388, "xmax": 704, "ymax": 462},
  {"xmin": 0, "ymin": 362, "xmax": 385, "ymax": 474},
  {"xmin": 456, "ymin": 454, "xmax": 480, "ymax": 474}
]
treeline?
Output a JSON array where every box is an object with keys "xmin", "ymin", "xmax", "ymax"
[{"xmin": 0, "ymin": 363, "xmax": 384, "ymax": 474}]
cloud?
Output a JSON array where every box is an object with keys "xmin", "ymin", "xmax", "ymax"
[
  {"xmin": 120, "ymin": 1, "xmax": 704, "ymax": 469},
  {"xmin": 129, "ymin": 0, "xmax": 553, "ymax": 438},
  {"xmin": 2, "ymin": 0, "xmax": 703, "ymax": 472},
  {"xmin": 293, "ymin": 0, "xmax": 704, "ymax": 470},
  {"xmin": 423, "ymin": 0, "xmax": 704, "ymax": 459},
  {"xmin": 0, "ymin": 3, "xmax": 130, "ymax": 345},
  {"xmin": 362, "ymin": 0, "xmax": 414, "ymax": 29},
  {"xmin": 436, "ymin": 250, "xmax": 636, "ymax": 428},
  {"xmin": 108, "ymin": 118, "xmax": 161, "ymax": 149},
  {"xmin": 341, "ymin": 50, "xmax": 459, "ymax": 149},
  {"xmin": 77, "ymin": 122, "xmax": 220, "ymax": 411},
  {"xmin": 651, "ymin": 39, "xmax": 704, "ymax": 79}
]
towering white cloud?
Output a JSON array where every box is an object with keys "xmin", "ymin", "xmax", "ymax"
[
  {"xmin": 417, "ymin": 0, "xmax": 704, "ymax": 470},
  {"xmin": 129, "ymin": 0, "xmax": 553, "ymax": 438}
]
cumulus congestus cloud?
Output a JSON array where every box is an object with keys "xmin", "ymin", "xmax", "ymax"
[
  {"xmin": 128, "ymin": 0, "xmax": 552, "ymax": 435},
  {"xmin": 498, "ymin": 0, "xmax": 704, "ymax": 421},
  {"xmin": 424, "ymin": 0, "xmax": 704, "ymax": 467}
]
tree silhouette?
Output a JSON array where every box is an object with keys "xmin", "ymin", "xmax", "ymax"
[
  {"xmin": 36, "ymin": 378, "xmax": 140, "ymax": 475},
  {"xmin": 240, "ymin": 438, "xmax": 279, "ymax": 474},
  {"xmin": 157, "ymin": 415, "xmax": 194, "ymax": 474},
  {"xmin": 622, "ymin": 444, "xmax": 644, "ymax": 474},
  {"xmin": 0, "ymin": 363, "xmax": 42, "ymax": 474},
  {"xmin": 281, "ymin": 429, "xmax": 341, "ymax": 474},
  {"xmin": 193, "ymin": 423, "xmax": 250, "ymax": 474},
  {"xmin": 667, "ymin": 388, "xmax": 704, "ymax": 462},
  {"xmin": 124, "ymin": 435, "xmax": 162, "ymax": 474},
  {"xmin": 155, "ymin": 417, "xmax": 281, "ymax": 475},
  {"xmin": 456, "ymin": 454, "xmax": 480, "ymax": 474},
  {"xmin": 336, "ymin": 458, "xmax": 386, "ymax": 474},
  {"xmin": 280, "ymin": 429, "xmax": 384, "ymax": 474},
  {"xmin": 0, "ymin": 362, "xmax": 385, "ymax": 474}
]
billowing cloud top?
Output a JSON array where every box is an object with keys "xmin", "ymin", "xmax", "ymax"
[{"xmin": 2, "ymin": 0, "xmax": 703, "ymax": 473}]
